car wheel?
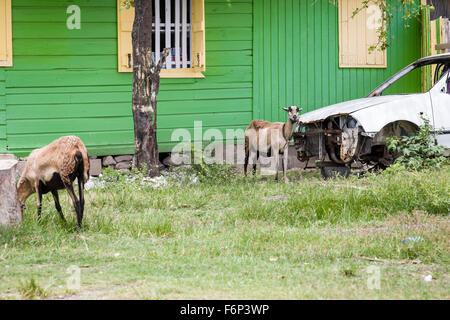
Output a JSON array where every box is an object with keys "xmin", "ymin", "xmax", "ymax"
[{"xmin": 320, "ymin": 166, "xmax": 351, "ymax": 179}]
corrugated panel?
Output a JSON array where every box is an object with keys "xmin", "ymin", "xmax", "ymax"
[
  {"xmin": 253, "ymin": 0, "xmax": 422, "ymax": 123},
  {"xmin": 6, "ymin": 0, "xmax": 253, "ymax": 157}
]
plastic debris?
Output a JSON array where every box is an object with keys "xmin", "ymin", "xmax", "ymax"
[
  {"xmin": 423, "ymin": 275, "xmax": 432, "ymax": 282},
  {"xmin": 401, "ymin": 236, "xmax": 423, "ymax": 244}
]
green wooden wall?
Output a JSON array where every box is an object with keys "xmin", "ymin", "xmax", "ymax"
[
  {"xmin": 2, "ymin": 0, "xmax": 253, "ymax": 157},
  {"xmin": 0, "ymin": 0, "xmax": 423, "ymax": 157},
  {"xmin": 253, "ymin": 0, "xmax": 422, "ymax": 122}
]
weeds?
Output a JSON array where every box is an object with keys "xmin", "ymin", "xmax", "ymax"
[
  {"xmin": 17, "ymin": 278, "xmax": 48, "ymax": 300},
  {"xmin": 386, "ymin": 117, "xmax": 449, "ymax": 170},
  {"xmin": 341, "ymin": 266, "xmax": 357, "ymax": 277}
]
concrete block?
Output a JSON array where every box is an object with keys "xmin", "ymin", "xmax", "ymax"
[
  {"xmin": 15, "ymin": 160, "xmax": 27, "ymax": 180},
  {"xmin": 0, "ymin": 154, "xmax": 17, "ymax": 160},
  {"xmin": 0, "ymin": 159, "xmax": 23, "ymax": 227}
]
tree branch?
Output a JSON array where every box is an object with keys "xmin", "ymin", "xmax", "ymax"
[{"xmin": 155, "ymin": 48, "xmax": 171, "ymax": 74}]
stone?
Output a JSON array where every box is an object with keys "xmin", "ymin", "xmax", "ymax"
[
  {"xmin": 0, "ymin": 158, "xmax": 23, "ymax": 227},
  {"xmin": 115, "ymin": 161, "xmax": 132, "ymax": 170},
  {"xmin": 114, "ymin": 155, "xmax": 133, "ymax": 162},
  {"xmin": 89, "ymin": 155, "xmax": 97, "ymax": 160},
  {"xmin": 166, "ymin": 153, "xmax": 191, "ymax": 166},
  {"xmin": 162, "ymin": 155, "xmax": 172, "ymax": 167},
  {"xmin": 102, "ymin": 156, "xmax": 116, "ymax": 167},
  {"xmin": 89, "ymin": 159, "xmax": 102, "ymax": 177}
]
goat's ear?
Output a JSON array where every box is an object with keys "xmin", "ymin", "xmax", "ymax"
[
  {"xmin": 282, "ymin": 107, "xmax": 290, "ymax": 112},
  {"xmin": 297, "ymin": 107, "xmax": 303, "ymax": 112}
]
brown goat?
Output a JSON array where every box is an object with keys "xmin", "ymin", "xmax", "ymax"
[
  {"xmin": 17, "ymin": 136, "xmax": 90, "ymax": 231},
  {"xmin": 244, "ymin": 106, "xmax": 301, "ymax": 182}
]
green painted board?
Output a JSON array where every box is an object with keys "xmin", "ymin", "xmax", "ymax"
[
  {"xmin": 0, "ymin": 69, "xmax": 5, "ymax": 152},
  {"xmin": 253, "ymin": 0, "xmax": 422, "ymax": 122},
  {"xmin": 3, "ymin": 0, "xmax": 422, "ymax": 158},
  {"xmin": 6, "ymin": 0, "xmax": 253, "ymax": 157}
]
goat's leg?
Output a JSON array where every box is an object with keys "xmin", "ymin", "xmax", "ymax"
[
  {"xmin": 244, "ymin": 145, "xmax": 249, "ymax": 176},
  {"xmin": 36, "ymin": 181, "xmax": 43, "ymax": 220},
  {"xmin": 273, "ymin": 147, "xmax": 280, "ymax": 182},
  {"xmin": 63, "ymin": 181, "xmax": 82, "ymax": 231},
  {"xmin": 283, "ymin": 147, "xmax": 289, "ymax": 183},
  {"xmin": 253, "ymin": 150, "xmax": 259, "ymax": 175},
  {"xmin": 77, "ymin": 176, "xmax": 85, "ymax": 224},
  {"xmin": 244, "ymin": 136, "xmax": 249, "ymax": 176},
  {"xmin": 51, "ymin": 190, "xmax": 66, "ymax": 223}
]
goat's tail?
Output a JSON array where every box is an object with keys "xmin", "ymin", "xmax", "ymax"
[
  {"xmin": 74, "ymin": 138, "xmax": 90, "ymax": 184},
  {"xmin": 60, "ymin": 148, "xmax": 89, "ymax": 185},
  {"xmin": 75, "ymin": 149, "xmax": 89, "ymax": 184}
]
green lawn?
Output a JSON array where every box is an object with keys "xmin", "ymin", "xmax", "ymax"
[{"xmin": 0, "ymin": 166, "xmax": 449, "ymax": 299}]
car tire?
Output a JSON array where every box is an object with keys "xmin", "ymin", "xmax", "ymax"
[{"xmin": 320, "ymin": 166, "xmax": 351, "ymax": 179}]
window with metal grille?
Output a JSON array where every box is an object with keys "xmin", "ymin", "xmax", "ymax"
[
  {"xmin": 154, "ymin": 0, "xmax": 192, "ymax": 69},
  {"xmin": 117, "ymin": 0, "xmax": 205, "ymax": 78}
]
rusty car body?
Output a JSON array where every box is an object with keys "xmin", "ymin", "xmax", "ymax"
[{"xmin": 294, "ymin": 53, "xmax": 450, "ymax": 177}]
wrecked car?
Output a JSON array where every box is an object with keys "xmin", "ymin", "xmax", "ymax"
[{"xmin": 294, "ymin": 53, "xmax": 450, "ymax": 178}]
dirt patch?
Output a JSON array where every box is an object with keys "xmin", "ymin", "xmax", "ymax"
[
  {"xmin": 336, "ymin": 211, "xmax": 450, "ymax": 238},
  {"xmin": 263, "ymin": 195, "xmax": 288, "ymax": 201}
]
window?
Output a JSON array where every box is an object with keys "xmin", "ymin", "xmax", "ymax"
[
  {"xmin": 338, "ymin": 0, "xmax": 386, "ymax": 68},
  {"xmin": 0, "ymin": 0, "xmax": 12, "ymax": 67},
  {"xmin": 117, "ymin": 0, "xmax": 205, "ymax": 78}
]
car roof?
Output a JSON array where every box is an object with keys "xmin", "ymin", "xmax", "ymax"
[
  {"xmin": 367, "ymin": 53, "xmax": 450, "ymax": 97},
  {"xmin": 413, "ymin": 53, "xmax": 450, "ymax": 66}
]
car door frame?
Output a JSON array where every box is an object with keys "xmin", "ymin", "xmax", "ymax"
[{"xmin": 429, "ymin": 68, "xmax": 450, "ymax": 148}]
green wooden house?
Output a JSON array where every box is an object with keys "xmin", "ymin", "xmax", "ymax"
[{"xmin": 0, "ymin": 0, "xmax": 423, "ymax": 158}]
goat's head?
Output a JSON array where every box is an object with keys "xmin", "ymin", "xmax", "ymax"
[
  {"xmin": 16, "ymin": 178, "xmax": 34, "ymax": 211},
  {"xmin": 282, "ymin": 106, "xmax": 302, "ymax": 123}
]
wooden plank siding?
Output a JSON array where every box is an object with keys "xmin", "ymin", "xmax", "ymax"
[
  {"xmin": 0, "ymin": 0, "xmax": 424, "ymax": 156},
  {"xmin": 0, "ymin": 69, "xmax": 5, "ymax": 152},
  {"xmin": 3, "ymin": 0, "xmax": 253, "ymax": 157},
  {"xmin": 253, "ymin": 0, "xmax": 422, "ymax": 122}
]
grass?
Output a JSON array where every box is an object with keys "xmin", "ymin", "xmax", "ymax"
[{"xmin": 0, "ymin": 165, "xmax": 448, "ymax": 299}]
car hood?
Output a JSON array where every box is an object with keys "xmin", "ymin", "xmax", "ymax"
[{"xmin": 299, "ymin": 95, "xmax": 415, "ymax": 123}]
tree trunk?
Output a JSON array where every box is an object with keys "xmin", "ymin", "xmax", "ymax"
[{"xmin": 132, "ymin": 0, "xmax": 170, "ymax": 176}]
